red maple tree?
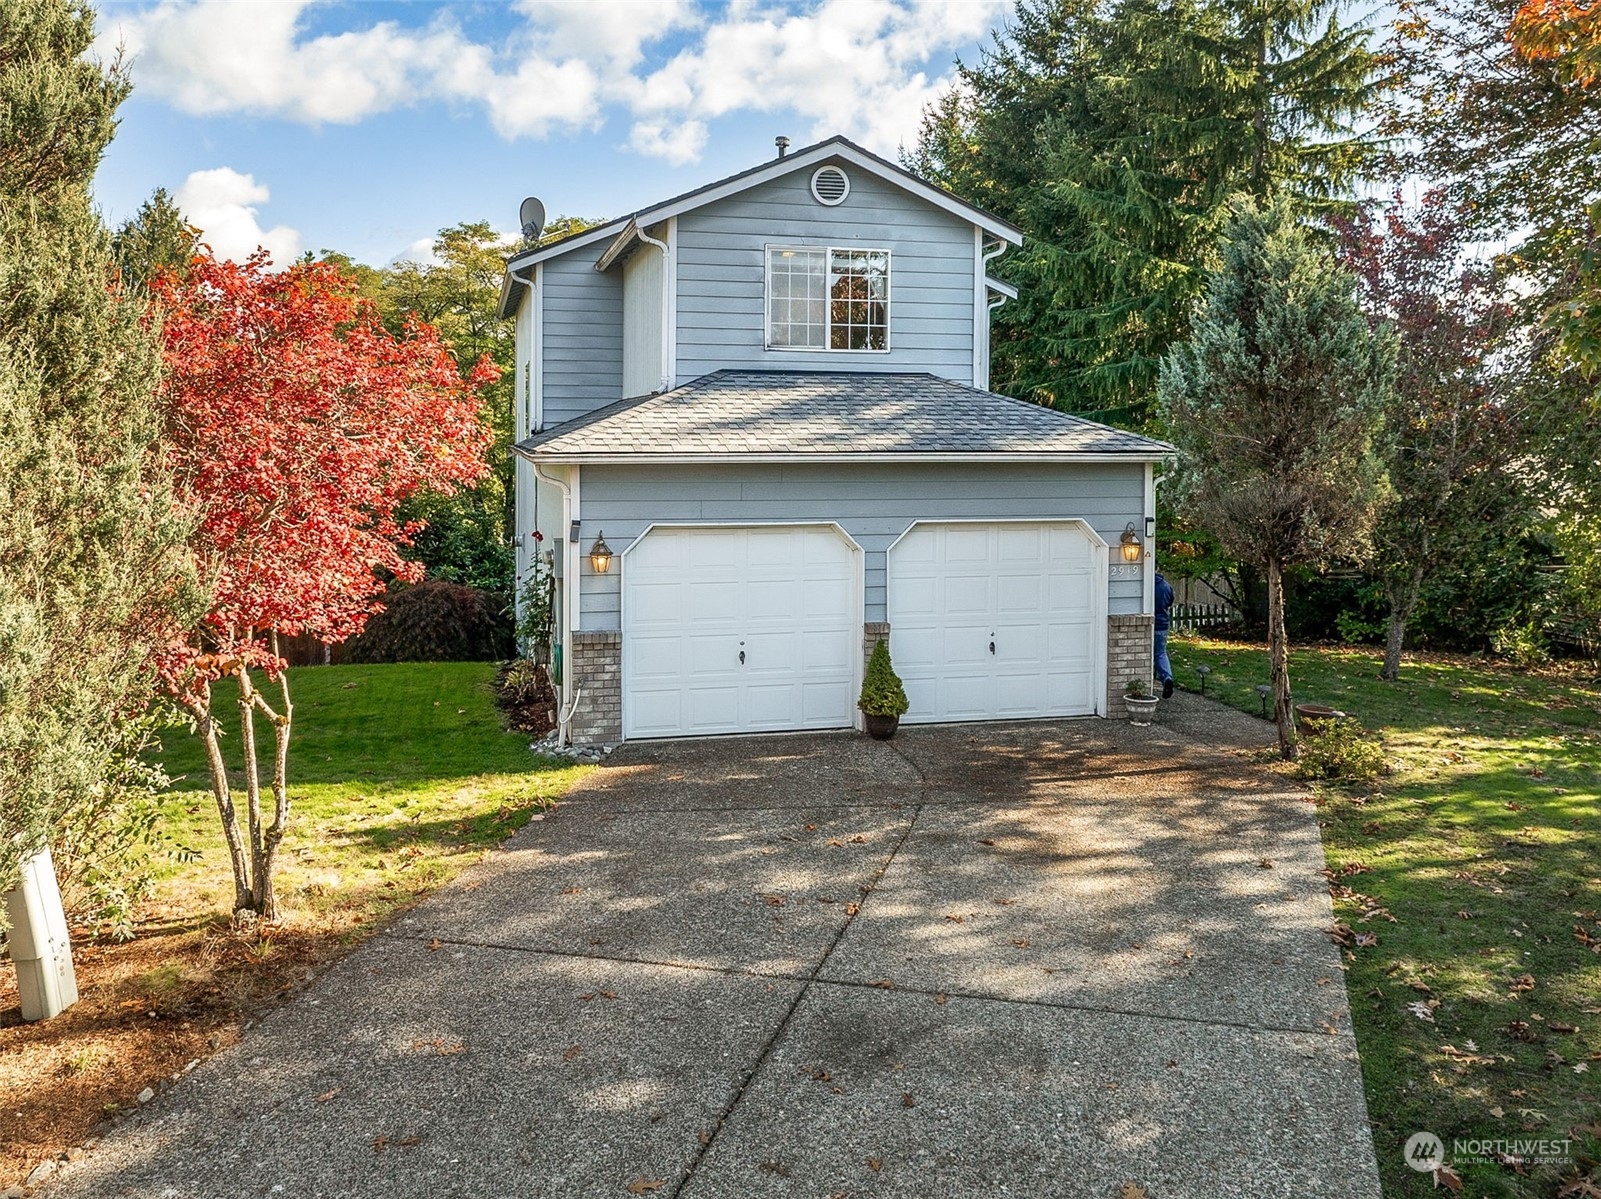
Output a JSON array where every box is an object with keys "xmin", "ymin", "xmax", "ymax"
[
  {"xmin": 152, "ymin": 250, "xmax": 496, "ymax": 918},
  {"xmin": 1511, "ymin": 0, "xmax": 1601, "ymax": 85}
]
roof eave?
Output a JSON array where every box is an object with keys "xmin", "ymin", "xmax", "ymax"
[{"xmin": 513, "ymin": 449, "xmax": 1174, "ymax": 465}]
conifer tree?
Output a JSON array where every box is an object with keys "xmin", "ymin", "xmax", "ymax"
[
  {"xmin": 913, "ymin": 0, "xmax": 1382, "ymax": 420},
  {"xmin": 1159, "ymin": 198, "xmax": 1394, "ymax": 757},
  {"xmin": 112, "ymin": 186, "xmax": 199, "ymax": 287},
  {"xmin": 0, "ymin": 0, "xmax": 202, "ymax": 912}
]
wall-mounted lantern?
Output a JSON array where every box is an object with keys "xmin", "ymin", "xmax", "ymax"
[
  {"xmin": 589, "ymin": 531, "xmax": 613, "ymax": 574},
  {"xmin": 1119, "ymin": 522, "xmax": 1144, "ymax": 563}
]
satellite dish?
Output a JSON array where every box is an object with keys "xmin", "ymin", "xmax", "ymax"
[{"xmin": 519, "ymin": 196, "xmax": 546, "ymax": 243}]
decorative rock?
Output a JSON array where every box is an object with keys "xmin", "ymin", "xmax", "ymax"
[
  {"xmin": 25, "ymin": 1160, "xmax": 56, "ymax": 1186},
  {"xmin": 136, "ymin": 1087, "xmax": 155, "ymax": 1105}
]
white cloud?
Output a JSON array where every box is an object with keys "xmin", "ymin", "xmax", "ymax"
[
  {"xmin": 175, "ymin": 167, "xmax": 301, "ymax": 265},
  {"xmin": 98, "ymin": 0, "xmax": 1014, "ymax": 164},
  {"xmin": 628, "ymin": 118, "xmax": 709, "ymax": 166}
]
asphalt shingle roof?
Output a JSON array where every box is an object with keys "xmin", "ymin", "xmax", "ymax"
[{"xmin": 517, "ymin": 371, "xmax": 1173, "ymax": 460}]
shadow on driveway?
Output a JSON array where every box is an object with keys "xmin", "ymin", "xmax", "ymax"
[{"xmin": 48, "ymin": 701, "xmax": 1382, "ymax": 1199}]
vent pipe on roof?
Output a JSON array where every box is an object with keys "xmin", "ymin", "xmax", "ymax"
[{"xmin": 775, "ymin": 135, "xmax": 790, "ymax": 158}]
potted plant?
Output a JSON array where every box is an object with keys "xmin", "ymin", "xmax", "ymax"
[
  {"xmin": 859, "ymin": 639, "xmax": 909, "ymax": 739},
  {"xmin": 1124, "ymin": 677, "xmax": 1161, "ymax": 725}
]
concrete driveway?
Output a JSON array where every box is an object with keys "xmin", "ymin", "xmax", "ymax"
[{"xmin": 48, "ymin": 695, "xmax": 1382, "ymax": 1199}]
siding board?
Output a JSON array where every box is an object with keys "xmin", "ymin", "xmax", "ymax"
[{"xmin": 574, "ymin": 462, "xmax": 1148, "ymax": 630}]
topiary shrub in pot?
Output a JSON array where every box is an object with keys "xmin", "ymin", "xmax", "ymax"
[{"xmin": 859, "ymin": 639, "xmax": 909, "ymax": 739}]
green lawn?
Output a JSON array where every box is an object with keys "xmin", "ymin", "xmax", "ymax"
[
  {"xmin": 1173, "ymin": 637, "xmax": 1601, "ymax": 1197},
  {"xmin": 150, "ymin": 661, "xmax": 589, "ymax": 934}
]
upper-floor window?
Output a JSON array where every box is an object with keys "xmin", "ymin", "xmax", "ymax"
[{"xmin": 766, "ymin": 245, "xmax": 890, "ymax": 352}]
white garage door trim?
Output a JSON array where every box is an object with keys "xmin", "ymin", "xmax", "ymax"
[
  {"xmin": 620, "ymin": 522, "xmax": 864, "ymax": 740},
  {"xmin": 885, "ymin": 518, "xmax": 1109, "ymax": 723}
]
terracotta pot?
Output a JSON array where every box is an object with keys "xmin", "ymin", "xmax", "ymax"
[{"xmin": 863, "ymin": 713, "xmax": 900, "ymax": 740}]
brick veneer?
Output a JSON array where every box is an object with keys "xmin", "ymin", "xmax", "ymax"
[
  {"xmin": 568, "ymin": 630, "xmax": 621, "ymax": 745},
  {"xmin": 1106, "ymin": 614, "xmax": 1154, "ymax": 718}
]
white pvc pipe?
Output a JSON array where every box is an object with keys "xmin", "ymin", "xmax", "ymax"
[{"xmin": 3, "ymin": 847, "xmax": 78, "ymax": 1021}]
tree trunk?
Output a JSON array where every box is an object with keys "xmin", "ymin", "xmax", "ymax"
[
  {"xmin": 255, "ymin": 659, "xmax": 294, "ymax": 922},
  {"xmin": 194, "ymin": 688, "xmax": 253, "ymax": 913},
  {"xmin": 1380, "ymin": 564, "xmax": 1426, "ymax": 682},
  {"xmin": 1266, "ymin": 557, "xmax": 1296, "ymax": 760},
  {"xmin": 237, "ymin": 663, "xmax": 265, "ymax": 917}
]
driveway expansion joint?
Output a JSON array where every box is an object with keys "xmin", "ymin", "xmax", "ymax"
[{"xmin": 667, "ymin": 793, "xmax": 926, "ymax": 1198}]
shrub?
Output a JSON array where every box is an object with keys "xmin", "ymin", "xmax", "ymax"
[
  {"xmin": 341, "ymin": 581, "xmax": 513, "ymax": 663},
  {"xmin": 516, "ymin": 556, "xmax": 555, "ymax": 661},
  {"xmin": 1491, "ymin": 620, "xmax": 1551, "ymax": 669},
  {"xmin": 858, "ymin": 640, "xmax": 909, "ymax": 717},
  {"xmin": 1295, "ymin": 716, "xmax": 1391, "ymax": 782},
  {"xmin": 495, "ymin": 658, "xmax": 557, "ymax": 735}
]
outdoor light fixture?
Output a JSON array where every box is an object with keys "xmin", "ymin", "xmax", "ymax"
[
  {"xmin": 1255, "ymin": 683, "xmax": 1272, "ymax": 718},
  {"xmin": 1196, "ymin": 664, "xmax": 1212, "ymax": 696},
  {"xmin": 1119, "ymin": 522, "xmax": 1144, "ymax": 563},
  {"xmin": 589, "ymin": 531, "xmax": 613, "ymax": 574}
]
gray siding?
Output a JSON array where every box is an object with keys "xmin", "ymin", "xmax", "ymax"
[
  {"xmin": 541, "ymin": 240, "xmax": 623, "ymax": 428},
  {"xmin": 575, "ymin": 462, "xmax": 1147, "ymax": 628},
  {"xmin": 674, "ymin": 164, "xmax": 976, "ymax": 386}
]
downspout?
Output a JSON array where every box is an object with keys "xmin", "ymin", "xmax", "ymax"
[
  {"xmin": 635, "ymin": 225, "xmax": 673, "ymax": 393},
  {"xmin": 532, "ymin": 458, "xmax": 579, "ymax": 745}
]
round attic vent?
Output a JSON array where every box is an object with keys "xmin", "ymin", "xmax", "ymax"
[{"xmin": 811, "ymin": 165, "xmax": 850, "ymax": 206}]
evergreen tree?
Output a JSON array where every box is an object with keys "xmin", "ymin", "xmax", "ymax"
[
  {"xmin": 913, "ymin": 0, "xmax": 1382, "ymax": 421},
  {"xmin": 1159, "ymin": 198, "xmax": 1394, "ymax": 757},
  {"xmin": 112, "ymin": 186, "xmax": 199, "ymax": 287},
  {"xmin": 0, "ymin": 0, "xmax": 202, "ymax": 911}
]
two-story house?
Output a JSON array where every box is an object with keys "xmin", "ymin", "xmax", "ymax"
[{"xmin": 499, "ymin": 136, "xmax": 1170, "ymax": 746}]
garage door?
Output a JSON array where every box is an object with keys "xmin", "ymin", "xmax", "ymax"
[
  {"xmin": 623, "ymin": 526, "xmax": 858, "ymax": 739},
  {"xmin": 887, "ymin": 521, "xmax": 1102, "ymax": 722}
]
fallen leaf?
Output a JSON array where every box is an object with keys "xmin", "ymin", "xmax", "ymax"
[
  {"xmin": 1011, "ymin": 938, "xmax": 1031, "ymax": 948},
  {"xmin": 934, "ymin": 993, "xmax": 948, "ymax": 1005},
  {"xmin": 563, "ymin": 1045, "xmax": 581, "ymax": 1062},
  {"xmin": 1407, "ymin": 1001, "xmax": 1438, "ymax": 1022},
  {"xmin": 1510, "ymin": 973, "xmax": 1536, "ymax": 994},
  {"xmin": 993, "ymin": 898, "xmax": 1017, "ymax": 906},
  {"xmin": 697, "ymin": 1131, "xmax": 711, "ymax": 1146},
  {"xmin": 979, "ymin": 839, "xmax": 996, "ymax": 846},
  {"xmin": 427, "ymin": 938, "xmax": 443, "ymax": 951},
  {"xmin": 395, "ymin": 1134, "xmax": 422, "ymax": 1147},
  {"xmin": 869, "ymin": 978, "xmax": 895, "ymax": 989},
  {"xmin": 902, "ymin": 1092, "xmax": 916, "ymax": 1108},
  {"xmin": 1120, "ymin": 1183, "xmax": 1149, "ymax": 1199},
  {"xmin": 844, "ymin": 903, "xmax": 861, "ymax": 917},
  {"xmin": 1435, "ymin": 1164, "xmax": 1464, "ymax": 1193},
  {"xmin": 1552, "ymin": 1021, "xmax": 1580, "ymax": 1033},
  {"xmin": 561, "ymin": 886, "xmax": 582, "ymax": 896},
  {"xmin": 944, "ymin": 914, "xmax": 965, "ymax": 923},
  {"xmin": 314, "ymin": 1087, "xmax": 341, "ymax": 1104},
  {"xmin": 1258, "ymin": 858, "xmax": 1274, "ymax": 869},
  {"xmin": 626, "ymin": 1181, "xmax": 665, "ymax": 1195},
  {"xmin": 867, "ymin": 1158, "xmax": 883, "ymax": 1173},
  {"xmin": 763, "ymin": 894, "xmax": 786, "ymax": 908},
  {"xmin": 372, "ymin": 1135, "xmax": 388, "ymax": 1154}
]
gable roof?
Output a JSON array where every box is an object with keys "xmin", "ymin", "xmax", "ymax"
[
  {"xmin": 498, "ymin": 136, "xmax": 1024, "ymax": 317},
  {"xmin": 514, "ymin": 371, "xmax": 1172, "ymax": 464}
]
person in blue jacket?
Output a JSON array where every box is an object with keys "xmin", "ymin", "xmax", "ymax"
[{"xmin": 1154, "ymin": 571, "xmax": 1175, "ymax": 698}]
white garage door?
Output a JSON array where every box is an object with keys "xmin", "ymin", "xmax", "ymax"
[
  {"xmin": 887, "ymin": 521, "xmax": 1103, "ymax": 723},
  {"xmin": 623, "ymin": 525, "xmax": 858, "ymax": 739}
]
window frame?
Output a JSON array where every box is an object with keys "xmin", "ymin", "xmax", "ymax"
[{"xmin": 763, "ymin": 243, "xmax": 892, "ymax": 354}]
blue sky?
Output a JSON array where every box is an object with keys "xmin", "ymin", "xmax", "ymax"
[{"xmin": 91, "ymin": 0, "xmax": 1017, "ymax": 267}]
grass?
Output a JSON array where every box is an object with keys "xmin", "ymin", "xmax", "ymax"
[
  {"xmin": 1173, "ymin": 636, "xmax": 1601, "ymax": 1197},
  {"xmin": 151, "ymin": 661, "xmax": 590, "ymax": 933},
  {"xmin": 1, "ymin": 660, "xmax": 589, "ymax": 1188}
]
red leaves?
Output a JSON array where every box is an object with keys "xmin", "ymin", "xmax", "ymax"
[
  {"xmin": 1510, "ymin": 0, "xmax": 1601, "ymax": 86},
  {"xmin": 150, "ymin": 250, "xmax": 494, "ymax": 691}
]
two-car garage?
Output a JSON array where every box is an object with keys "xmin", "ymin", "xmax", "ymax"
[{"xmin": 620, "ymin": 521, "xmax": 1107, "ymax": 740}]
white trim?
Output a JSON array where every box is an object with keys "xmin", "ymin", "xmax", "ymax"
[
  {"xmin": 505, "ymin": 139, "xmax": 1023, "ymax": 275},
  {"xmin": 532, "ymin": 461, "xmax": 576, "ymax": 740},
  {"xmin": 884, "ymin": 517, "xmax": 1110, "ymax": 720},
  {"xmin": 972, "ymin": 227, "xmax": 986, "ymax": 390},
  {"xmin": 985, "ymin": 276, "xmax": 1018, "ymax": 300},
  {"xmin": 811, "ymin": 165, "xmax": 850, "ymax": 205},
  {"xmin": 531, "ymin": 262, "xmax": 544, "ymax": 431},
  {"xmin": 516, "ymin": 450, "xmax": 1174, "ymax": 466},
  {"xmin": 618, "ymin": 521, "xmax": 867, "ymax": 740},
  {"xmin": 763, "ymin": 243, "xmax": 892, "ymax": 355},
  {"xmin": 1142, "ymin": 462, "xmax": 1156, "ymax": 616},
  {"xmin": 665, "ymin": 216, "xmax": 678, "ymax": 389}
]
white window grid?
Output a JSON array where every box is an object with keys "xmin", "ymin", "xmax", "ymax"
[{"xmin": 765, "ymin": 244, "xmax": 891, "ymax": 353}]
